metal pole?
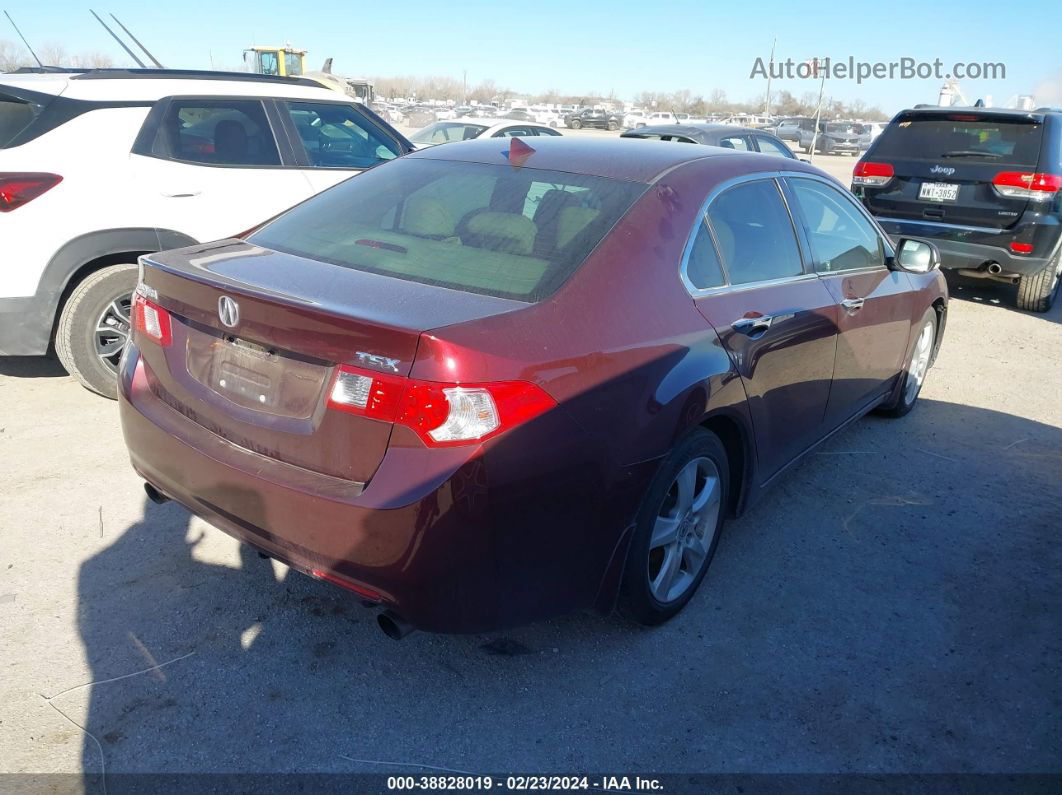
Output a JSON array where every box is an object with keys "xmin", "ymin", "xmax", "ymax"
[
  {"xmin": 809, "ymin": 58, "xmax": 826, "ymax": 163},
  {"xmin": 3, "ymin": 10, "xmax": 43, "ymax": 68},
  {"xmin": 109, "ymin": 14, "xmax": 164, "ymax": 68},
  {"xmin": 89, "ymin": 9, "xmax": 146, "ymax": 68},
  {"xmin": 764, "ymin": 36, "xmax": 776, "ymax": 116}
]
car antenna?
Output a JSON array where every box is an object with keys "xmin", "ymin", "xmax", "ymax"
[
  {"xmin": 109, "ymin": 13, "xmax": 164, "ymax": 68},
  {"xmin": 89, "ymin": 9, "xmax": 146, "ymax": 68},
  {"xmin": 3, "ymin": 10, "xmax": 44, "ymax": 68}
]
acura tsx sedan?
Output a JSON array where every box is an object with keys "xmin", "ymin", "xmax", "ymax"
[{"xmin": 118, "ymin": 137, "xmax": 947, "ymax": 637}]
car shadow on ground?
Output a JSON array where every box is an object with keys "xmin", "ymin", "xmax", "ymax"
[
  {"xmin": 0, "ymin": 355, "xmax": 68, "ymax": 378},
  {"xmin": 945, "ymin": 276, "xmax": 1062, "ymax": 324},
  {"xmin": 69, "ymin": 398, "xmax": 1061, "ymax": 788}
]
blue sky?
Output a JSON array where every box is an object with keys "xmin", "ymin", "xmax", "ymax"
[{"xmin": 7, "ymin": 0, "xmax": 1061, "ymax": 112}]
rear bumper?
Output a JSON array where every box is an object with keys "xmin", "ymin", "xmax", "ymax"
[
  {"xmin": 118, "ymin": 347, "xmax": 638, "ymax": 633},
  {"xmin": 0, "ymin": 295, "xmax": 53, "ymax": 356},
  {"xmin": 875, "ymin": 217, "xmax": 1058, "ymax": 277}
]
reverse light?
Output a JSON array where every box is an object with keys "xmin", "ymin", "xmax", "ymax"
[
  {"xmin": 131, "ymin": 290, "xmax": 172, "ymax": 346},
  {"xmin": 328, "ymin": 365, "xmax": 556, "ymax": 447},
  {"xmin": 852, "ymin": 161, "xmax": 894, "ymax": 187},
  {"xmin": 992, "ymin": 172, "xmax": 1062, "ymax": 201},
  {"xmin": 0, "ymin": 173, "xmax": 62, "ymax": 212}
]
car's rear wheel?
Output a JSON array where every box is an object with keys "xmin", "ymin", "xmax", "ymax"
[
  {"xmin": 570, "ymin": 119, "xmax": 582, "ymax": 129},
  {"xmin": 619, "ymin": 428, "xmax": 729, "ymax": 625},
  {"xmin": 1015, "ymin": 251, "xmax": 1061, "ymax": 313},
  {"xmin": 878, "ymin": 309, "xmax": 937, "ymax": 418},
  {"xmin": 607, "ymin": 120, "xmax": 619, "ymax": 131},
  {"xmin": 55, "ymin": 263, "xmax": 138, "ymax": 398}
]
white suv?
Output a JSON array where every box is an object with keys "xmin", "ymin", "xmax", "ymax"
[{"xmin": 0, "ymin": 68, "xmax": 411, "ymax": 395}]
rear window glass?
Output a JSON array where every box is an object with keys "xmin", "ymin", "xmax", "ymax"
[
  {"xmin": 0, "ymin": 95, "xmax": 41, "ymax": 148},
  {"xmin": 411, "ymin": 122, "xmax": 488, "ymax": 145},
  {"xmin": 249, "ymin": 158, "xmax": 647, "ymax": 302},
  {"xmin": 873, "ymin": 115, "xmax": 1042, "ymax": 166}
]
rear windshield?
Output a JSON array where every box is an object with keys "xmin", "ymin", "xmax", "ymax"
[
  {"xmin": 411, "ymin": 122, "xmax": 488, "ymax": 144},
  {"xmin": 827, "ymin": 122, "xmax": 865, "ymax": 134},
  {"xmin": 249, "ymin": 158, "xmax": 647, "ymax": 302},
  {"xmin": 872, "ymin": 114, "xmax": 1042, "ymax": 166},
  {"xmin": 0, "ymin": 94, "xmax": 42, "ymax": 148}
]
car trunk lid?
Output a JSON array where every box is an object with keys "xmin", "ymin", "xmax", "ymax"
[{"xmin": 136, "ymin": 239, "xmax": 526, "ymax": 483}]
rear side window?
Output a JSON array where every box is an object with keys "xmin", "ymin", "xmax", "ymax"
[
  {"xmin": 161, "ymin": 100, "xmax": 280, "ymax": 166},
  {"xmin": 411, "ymin": 122, "xmax": 488, "ymax": 144},
  {"xmin": 249, "ymin": 158, "xmax": 647, "ymax": 302},
  {"xmin": 873, "ymin": 114, "xmax": 1042, "ymax": 166},
  {"xmin": 284, "ymin": 101, "xmax": 400, "ymax": 168},
  {"xmin": 707, "ymin": 180, "xmax": 803, "ymax": 285},
  {"xmin": 0, "ymin": 94, "xmax": 42, "ymax": 148},
  {"xmin": 685, "ymin": 219, "xmax": 726, "ymax": 289}
]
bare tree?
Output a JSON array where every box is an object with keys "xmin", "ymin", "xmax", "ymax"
[{"xmin": 0, "ymin": 39, "xmax": 31, "ymax": 71}]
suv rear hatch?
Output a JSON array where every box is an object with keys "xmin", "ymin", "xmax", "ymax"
[
  {"xmin": 136, "ymin": 240, "xmax": 527, "ymax": 484},
  {"xmin": 858, "ymin": 110, "xmax": 1047, "ymax": 229}
]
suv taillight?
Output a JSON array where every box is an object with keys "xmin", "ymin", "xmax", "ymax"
[
  {"xmin": 0, "ymin": 173, "xmax": 62, "ymax": 212},
  {"xmin": 131, "ymin": 290, "xmax": 172, "ymax": 347},
  {"xmin": 852, "ymin": 161, "xmax": 894, "ymax": 187},
  {"xmin": 327, "ymin": 364, "xmax": 556, "ymax": 447},
  {"xmin": 992, "ymin": 172, "xmax": 1062, "ymax": 201}
]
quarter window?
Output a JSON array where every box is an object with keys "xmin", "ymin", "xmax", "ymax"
[
  {"xmin": 706, "ymin": 180, "xmax": 803, "ymax": 285},
  {"xmin": 788, "ymin": 178, "xmax": 885, "ymax": 272},
  {"xmin": 685, "ymin": 219, "xmax": 726, "ymax": 289},
  {"xmin": 161, "ymin": 100, "xmax": 280, "ymax": 166},
  {"xmin": 285, "ymin": 101, "xmax": 400, "ymax": 169}
]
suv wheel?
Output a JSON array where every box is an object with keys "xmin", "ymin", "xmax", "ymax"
[
  {"xmin": 619, "ymin": 428, "xmax": 729, "ymax": 625},
  {"xmin": 1015, "ymin": 252, "xmax": 1061, "ymax": 313},
  {"xmin": 55, "ymin": 264, "xmax": 139, "ymax": 398}
]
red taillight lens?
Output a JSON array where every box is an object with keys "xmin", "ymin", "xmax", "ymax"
[
  {"xmin": 1009, "ymin": 242, "xmax": 1034, "ymax": 254},
  {"xmin": 0, "ymin": 173, "xmax": 62, "ymax": 212},
  {"xmin": 992, "ymin": 172, "xmax": 1062, "ymax": 201},
  {"xmin": 131, "ymin": 292, "xmax": 172, "ymax": 347},
  {"xmin": 852, "ymin": 161, "xmax": 894, "ymax": 187},
  {"xmin": 327, "ymin": 364, "xmax": 556, "ymax": 447}
]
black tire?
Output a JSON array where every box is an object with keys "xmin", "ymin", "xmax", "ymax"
[
  {"xmin": 55, "ymin": 264, "xmax": 138, "ymax": 399},
  {"xmin": 619, "ymin": 428, "xmax": 729, "ymax": 626},
  {"xmin": 570, "ymin": 119, "xmax": 582, "ymax": 129},
  {"xmin": 1015, "ymin": 252, "xmax": 1061, "ymax": 313},
  {"xmin": 877, "ymin": 308, "xmax": 937, "ymax": 418},
  {"xmin": 607, "ymin": 120, "xmax": 619, "ymax": 131}
]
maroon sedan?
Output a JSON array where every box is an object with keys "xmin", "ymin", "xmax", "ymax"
[{"xmin": 118, "ymin": 137, "xmax": 947, "ymax": 637}]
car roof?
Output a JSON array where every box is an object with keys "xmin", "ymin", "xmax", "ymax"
[
  {"xmin": 406, "ymin": 135, "xmax": 806, "ymax": 182},
  {"xmin": 0, "ymin": 68, "xmax": 344, "ymax": 103},
  {"xmin": 897, "ymin": 106, "xmax": 1056, "ymax": 122}
]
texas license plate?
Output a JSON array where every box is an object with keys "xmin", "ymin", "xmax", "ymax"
[{"xmin": 919, "ymin": 182, "xmax": 959, "ymax": 202}]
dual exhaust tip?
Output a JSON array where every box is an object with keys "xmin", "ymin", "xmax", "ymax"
[{"xmin": 142, "ymin": 481, "xmax": 416, "ymax": 640}]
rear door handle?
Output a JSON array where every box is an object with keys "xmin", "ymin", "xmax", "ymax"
[
  {"xmin": 732, "ymin": 315, "xmax": 773, "ymax": 336},
  {"xmin": 841, "ymin": 297, "xmax": 865, "ymax": 312}
]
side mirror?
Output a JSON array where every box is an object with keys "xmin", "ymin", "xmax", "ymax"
[{"xmin": 892, "ymin": 237, "xmax": 940, "ymax": 273}]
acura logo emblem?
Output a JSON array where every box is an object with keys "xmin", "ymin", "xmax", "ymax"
[{"xmin": 218, "ymin": 295, "xmax": 240, "ymax": 328}]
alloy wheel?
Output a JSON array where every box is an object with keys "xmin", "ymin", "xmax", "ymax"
[
  {"xmin": 647, "ymin": 456, "xmax": 722, "ymax": 603},
  {"xmin": 904, "ymin": 321, "xmax": 934, "ymax": 405},
  {"xmin": 94, "ymin": 291, "xmax": 133, "ymax": 373}
]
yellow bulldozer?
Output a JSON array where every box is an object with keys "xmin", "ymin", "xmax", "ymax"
[{"xmin": 244, "ymin": 45, "xmax": 375, "ymax": 104}]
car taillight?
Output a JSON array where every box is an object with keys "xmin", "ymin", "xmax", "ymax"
[
  {"xmin": 852, "ymin": 161, "xmax": 894, "ymax": 187},
  {"xmin": 992, "ymin": 172, "xmax": 1062, "ymax": 201},
  {"xmin": 131, "ymin": 291, "xmax": 172, "ymax": 347},
  {"xmin": 0, "ymin": 173, "xmax": 62, "ymax": 212},
  {"xmin": 327, "ymin": 364, "xmax": 557, "ymax": 447},
  {"xmin": 1009, "ymin": 242, "xmax": 1035, "ymax": 254}
]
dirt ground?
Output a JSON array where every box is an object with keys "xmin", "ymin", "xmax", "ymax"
[{"xmin": 0, "ymin": 191, "xmax": 1059, "ymax": 784}]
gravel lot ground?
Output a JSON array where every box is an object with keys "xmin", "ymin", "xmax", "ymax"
[{"xmin": 0, "ymin": 169, "xmax": 1059, "ymax": 785}]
